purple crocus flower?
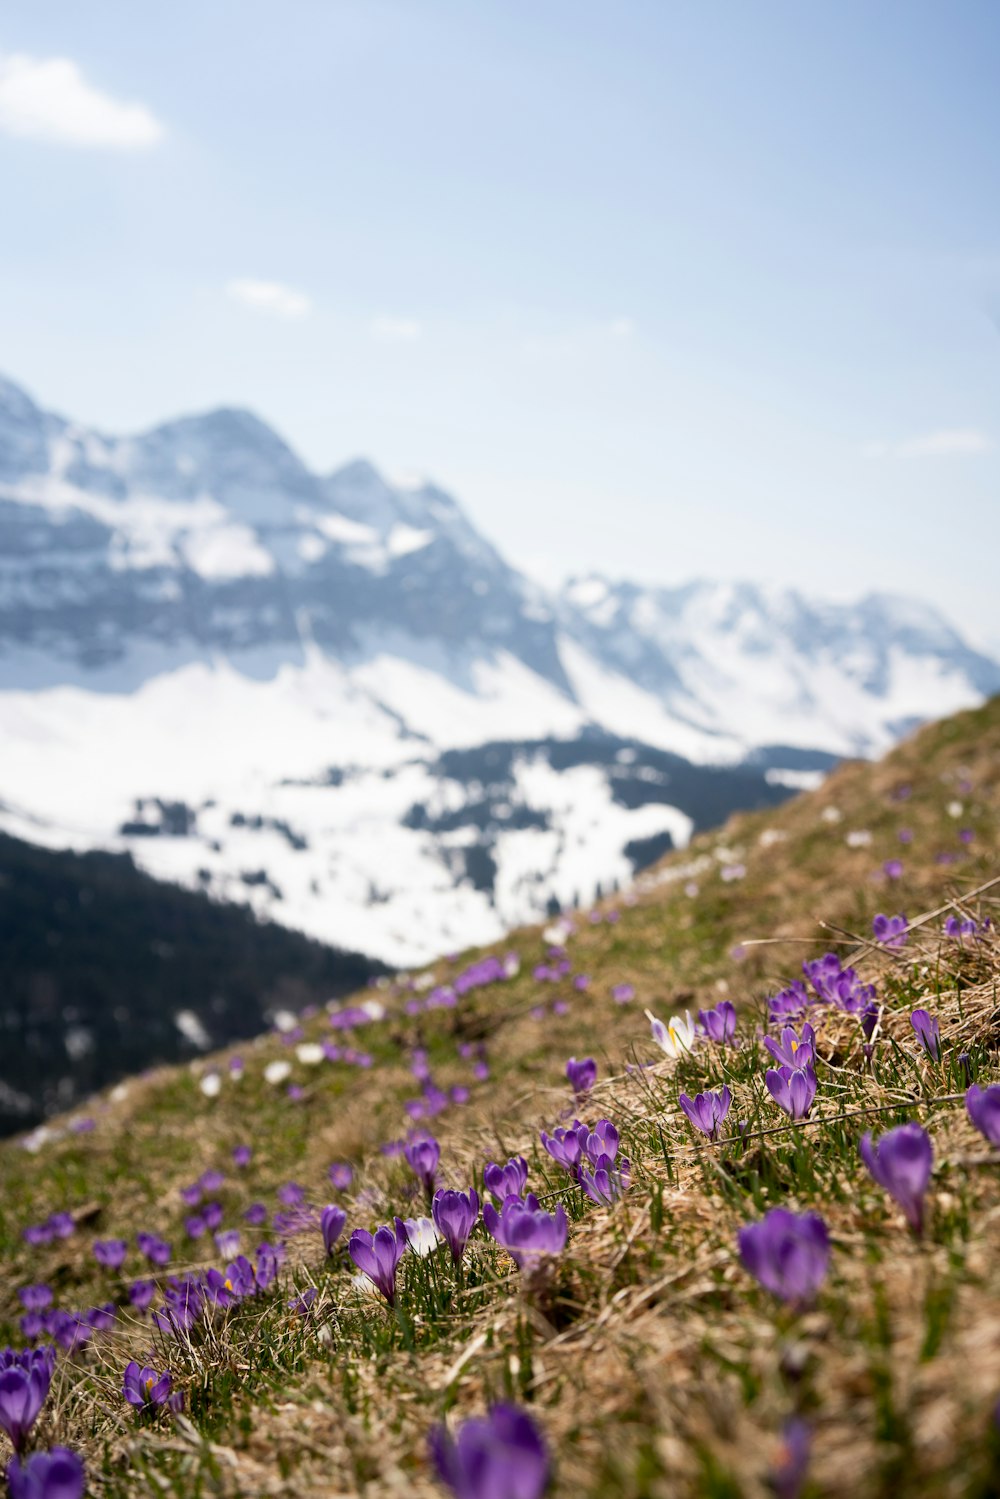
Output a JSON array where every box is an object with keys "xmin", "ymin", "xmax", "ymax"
[
  {"xmin": 882, "ymin": 860, "xmax": 903, "ymax": 881},
  {"xmin": 432, "ymin": 1189, "xmax": 480, "ymax": 1265},
  {"xmin": 738, "ymin": 1209, "xmax": 830, "ymax": 1304},
  {"xmin": 945, "ymin": 915, "xmax": 987, "ymax": 941},
  {"xmin": 966, "ymin": 1084, "xmax": 1000, "ymax": 1146},
  {"xmin": 277, "ymin": 1182, "xmax": 305, "ymax": 1208},
  {"xmin": 678, "ymin": 1086, "xmax": 732, "ymax": 1140},
  {"xmin": 5, "ymin": 1446, "xmax": 86, "ymax": 1499},
  {"xmin": 328, "ymin": 1162, "xmax": 354, "ymax": 1191},
  {"xmin": 565, "ymin": 1057, "xmax": 597, "ymax": 1097},
  {"xmin": 579, "ymin": 1155, "xmax": 630, "ymax": 1206},
  {"xmin": 910, "ymin": 1010, "xmax": 941, "ymax": 1061},
  {"xmin": 93, "ymin": 1239, "xmax": 128, "ymax": 1271},
  {"xmin": 803, "ymin": 955, "xmax": 875, "ymax": 1015},
  {"xmin": 179, "ymin": 1184, "xmax": 202, "ymax": 1208},
  {"xmin": 483, "ymin": 1157, "xmax": 529, "ymax": 1207},
  {"xmin": 200, "ymin": 1202, "xmax": 223, "ymax": 1232},
  {"xmin": 770, "ymin": 1419, "xmax": 811, "ymax": 1499},
  {"xmin": 410, "ymin": 1048, "xmax": 431, "ymax": 1082},
  {"xmin": 348, "ymin": 1219, "xmax": 408, "ymax": 1306},
  {"xmin": 244, "ymin": 1203, "xmax": 268, "ymax": 1227},
  {"xmin": 232, "ymin": 1145, "xmax": 252, "ymax": 1168},
  {"xmin": 17, "ymin": 1287, "xmax": 52, "ymax": 1313},
  {"xmin": 540, "ymin": 1124, "xmax": 584, "ymax": 1173},
  {"xmin": 482, "ymin": 1194, "xmax": 568, "ymax": 1269},
  {"xmin": 184, "ymin": 1214, "xmax": 206, "ymax": 1240},
  {"xmin": 873, "ymin": 912, "xmax": 908, "ymax": 949},
  {"xmin": 207, "ymin": 1248, "xmax": 275, "ymax": 1306},
  {"xmin": 288, "ymin": 1287, "xmax": 318, "ymax": 1317},
  {"xmin": 698, "ymin": 1000, "xmax": 737, "ymax": 1045},
  {"xmin": 136, "ymin": 1232, "xmax": 171, "ymax": 1267},
  {"xmin": 429, "ymin": 1403, "xmax": 550, "ymax": 1499},
  {"xmin": 403, "ymin": 1134, "xmax": 441, "ymax": 1199},
  {"xmin": 43, "ymin": 1313, "xmax": 88, "ymax": 1355},
  {"xmin": 253, "ymin": 1243, "xmax": 281, "ymax": 1290},
  {"xmin": 127, "ymin": 1280, "xmax": 156, "ymax": 1312},
  {"xmin": 859, "ymin": 1123, "xmax": 933, "ymax": 1233},
  {"xmin": 123, "ymin": 1361, "xmax": 172, "ymax": 1411},
  {"xmin": 204, "ymin": 1267, "xmax": 238, "ymax": 1309},
  {"xmin": 768, "ymin": 981, "xmax": 812, "ymax": 1026},
  {"xmin": 0, "ymin": 1349, "xmax": 55, "ymax": 1452},
  {"xmin": 580, "ymin": 1119, "xmax": 620, "ymax": 1168},
  {"xmin": 273, "ymin": 1204, "xmax": 320, "ymax": 1239},
  {"xmin": 765, "ymin": 1065, "xmax": 817, "ymax": 1120},
  {"xmin": 153, "ymin": 1278, "xmax": 204, "ymax": 1337},
  {"xmin": 86, "ymin": 1303, "xmax": 117, "ymax": 1332},
  {"xmin": 199, "ymin": 1170, "xmax": 225, "ymax": 1192},
  {"xmin": 46, "ymin": 1214, "xmax": 74, "ymax": 1241},
  {"xmin": 321, "ymin": 1205, "xmax": 347, "ymax": 1255},
  {"xmin": 763, "ymin": 1024, "xmax": 815, "ymax": 1071}
]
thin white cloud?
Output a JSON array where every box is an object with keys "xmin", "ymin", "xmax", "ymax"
[
  {"xmin": 863, "ymin": 429, "xmax": 994, "ymax": 459},
  {"xmin": 371, "ymin": 316, "xmax": 422, "ymax": 343},
  {"xmin": 0, "ymin": 51, "xmax": 163, "ymax": 149},
  {"xmin": 227, "ymin": 279, "xmax": 311, "ymax": 319},
  {"xmin": 522, "ymin": 318, "xmax": 638, "ymax": 359}
]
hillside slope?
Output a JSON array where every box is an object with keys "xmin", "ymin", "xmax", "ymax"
[{"xmin": 0, "ymin": 698, "xmax": 998, "ymax": 1497}]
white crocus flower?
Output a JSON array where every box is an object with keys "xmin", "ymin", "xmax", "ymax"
[
  {"xmin": 645, "ymin": 1008, "xmax": 696, "ymax": 1059},
  {"xmin": 350, "ymin": 1273, "xmax": 383, "ymax": 1301},
  {"xmin": 403, "ymin": 1216, "xmax": 441, "ymax": 1257},
  {"xmin": 295, "ymin": 1042, "xmax": 325, "ymax": 1066},
  {"xmin": 199, "ymin": 1072, "xmax": 222, "ymax": 1098},
  {"xmin": 543, "ymin": 917, "xmax": 574, "ymax": 946},
  {"xmin": 263, "ymin": 1060, "xmax": 292, "ymax": 1086}
]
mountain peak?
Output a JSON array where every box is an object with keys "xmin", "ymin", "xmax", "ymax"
[
  {"xmin": 137, "ymin": 403, "xmax": 304, "ymax": 463},
  {"xmin": 0, "ymin": 372, "xmax": 41, "ymax": 419},
  {"xmin": 122, "ymin": 404, "xmax": 316, "ymax": 520},
  {"xmin": 0, "ymin": 372, "xmax": 58, "ymax": 482}
]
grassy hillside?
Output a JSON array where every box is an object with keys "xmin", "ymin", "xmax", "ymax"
[
  {"xmin": 0, "ymin": 698, "xmax": 998, "ymax": 1497},
  {"xmin": 0, "ymin": 833, "xmax": 387, "ymax": 1134}
]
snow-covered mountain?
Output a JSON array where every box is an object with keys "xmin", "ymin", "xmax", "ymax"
[
  {"xmin": 1, "ymin": 373, "xmax": 996, "ymax": 964},
  {"xmin": 558, "ymin": 576, "xmax": 1000, "ymax": 756}
]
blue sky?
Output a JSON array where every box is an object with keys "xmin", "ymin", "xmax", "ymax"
[{"xmin": 1, "ymin": 1, "xmax": 998, "ymax": 640}]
